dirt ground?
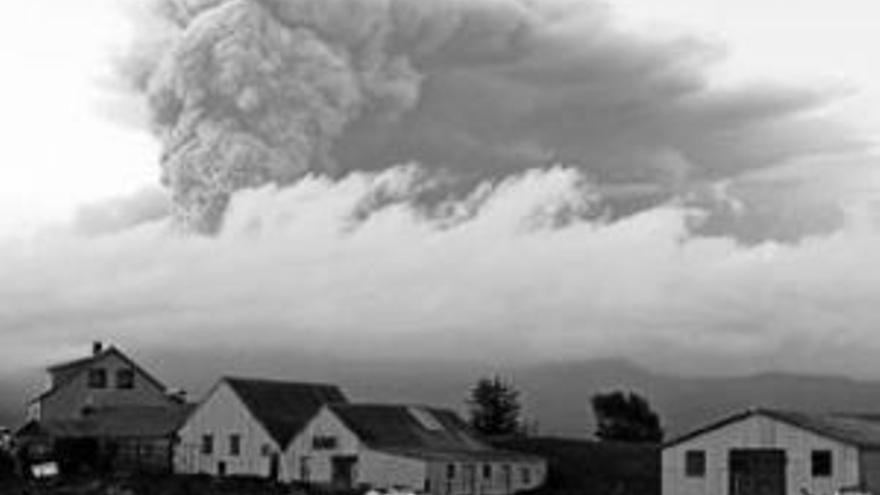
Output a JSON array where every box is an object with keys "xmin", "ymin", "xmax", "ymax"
[{"xmin": 0, "ymin": 474, "xmax": 302, "ymax": 495}]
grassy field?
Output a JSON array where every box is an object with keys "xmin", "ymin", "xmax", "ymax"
[{"xmin": 494, "ymin": 437, "xmax": 660, "ymax": 495}]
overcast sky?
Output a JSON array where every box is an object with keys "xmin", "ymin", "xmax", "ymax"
[{"xmin": 1, "ymin": 0, "xmax": 879, "ymax": 377}]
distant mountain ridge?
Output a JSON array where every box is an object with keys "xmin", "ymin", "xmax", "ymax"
[
  {"xmin": 512, "ymin": 359, "xmax": 880, "ymax": 438},
  {"xmin": 5, "ymin": 352, "xmax": 880, "ymax": 440}
]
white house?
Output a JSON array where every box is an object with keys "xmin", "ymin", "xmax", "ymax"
[
  {"xmin": 662, "ymin": 408, "xmax": 880, "ymax": 495},
  {"xmin": 174, "ymin": 376, "xmax": 347, "ymax": 481},
  {"xmin": 288, "ymin": 403, "xmax": 547, "ymax": 495}
]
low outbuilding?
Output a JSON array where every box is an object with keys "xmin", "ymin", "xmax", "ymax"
[{"xmin": 290, "ymin": 403, "xmax": 546, "ymax": 495}]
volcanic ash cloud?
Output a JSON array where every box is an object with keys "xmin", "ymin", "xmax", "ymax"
[{"xmin": 140, "ymin": 0, "xmax": 534, "ymax": 232}]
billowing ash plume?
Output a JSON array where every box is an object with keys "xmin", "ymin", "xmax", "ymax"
[
  {"xmin": 130, "ymin": 0, "xmax": 861, "ymax": 237},
  {"xmin": 136, "ymin": 0, "xmax": 535, "ymax": 232}
]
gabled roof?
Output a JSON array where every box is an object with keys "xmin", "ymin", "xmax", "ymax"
[
  {"xmin": 664, "ymin": 408, "xmax": 880, "ymax": 450},
  {"xmin": 328, "ymin": 404, "xmax": 542, "ymax": 462},
  {"xmin": 32, "ymin": 346, "xmax": 170, "ymax": 404},
  {"xmin": 17, "ymin": 405, "xmax": 194, "ymax": 439},
  {"xmin": 223, "ymin": 377, "xmax": 347, "ymax": 449}
]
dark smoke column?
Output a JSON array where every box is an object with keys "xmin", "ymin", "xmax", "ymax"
[
  {"xmin": 145, "ymin": 0, "xmax": 422, "ymax": 232},
  {"xmin": 139, "ymin": 0, "xmax": 537, "ymax": 232}
]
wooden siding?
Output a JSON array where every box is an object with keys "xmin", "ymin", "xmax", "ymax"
[
  {"xmin": 287, "ymin": 407, "xmax": 376, "ymax": 485},
  {"xmin": 110, "ymin": 438, "xmax": 174, "ymax": 473},
  {"xmin": 859, "ymin": 450, "xmax": 880, "ymax": 493},
  {"xmin": 662, "ymin": 414, "xmax": 860, "ymax": 495},
  {"xmin": 425, "ymin": 459, "xmax": 546, "ymax": 495},
  {"xmin": 40, "ymin": 352, "xmax": 173, "ymax": 420},
  {"xmin": 175, "ymin": 381, "xmax": 284, "ymax": 480}
]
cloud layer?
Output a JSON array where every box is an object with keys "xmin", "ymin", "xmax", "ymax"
[
  {"xmin": 3, "ymin": 0, "xmax": 877, "ymax": 377},
  {"xmin": 2, "ymin": 166, "xmax": 879, "ymax": 376}
]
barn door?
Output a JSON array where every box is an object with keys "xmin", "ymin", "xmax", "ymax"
[
  {"xmin": 331, "ymin": 455, "xmax": 358, "ymax": 488},
  {"xmin": 268, "ymin": 453, "xmax": 280, "ymax": 481},
  {"xmin": 729, "ymin": 449, "xmax": 786, "ymax": 495},
  {"xmin": 462, "ymin": 464, "xmax": 477, "ymax": 494}
]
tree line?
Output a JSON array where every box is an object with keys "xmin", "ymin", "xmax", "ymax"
[{"xmin": 466, "ymin": 375, "xmax": 663, "ymax": 443}]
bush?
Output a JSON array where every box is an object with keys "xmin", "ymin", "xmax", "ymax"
[{"xmin": 0, "ymin": 449, "xmax": 17, "ymax": 480}]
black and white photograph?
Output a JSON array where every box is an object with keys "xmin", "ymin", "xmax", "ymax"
[{"xmin": 1, "ymin": 1, "xmax": 880, "ymax": 494}]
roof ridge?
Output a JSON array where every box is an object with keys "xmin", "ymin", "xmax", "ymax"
[
  {"xmin": 221, "ymin": 377, "xmax": 347, "ymax": 449},
  {"xmin": 332, "ymin": 403, "xmax": 452, "ymax": 411},
  {"xmin": 222, "ymin": 375, "xmax": 341, "ymax": 388},
  {"xmin": 665, "ymin": 407, "xmax": 880, "ymax": 450},
  {"xmin": 47, "ymin": 346, "xmax": 116, "ymax": 371}
]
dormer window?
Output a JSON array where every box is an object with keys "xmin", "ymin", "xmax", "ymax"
[
  {"xmin": 88, "ymin": 368, "xmax": 107, "ymax": 389},
  {"xmin": 116, "ymin": 369, "xmax": 135, "ymax": 389}
]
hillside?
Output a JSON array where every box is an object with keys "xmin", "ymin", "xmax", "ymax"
[{"xmin": 7, "ymin": 351, "xmax": 880, "ymax": 439}]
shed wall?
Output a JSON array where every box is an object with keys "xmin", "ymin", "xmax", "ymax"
[
  {"xmin": 174, "ymin": 382, "xmax": 284, "ymax": 480},
  {"xmin": 859, "ymin": 450, "xmax": 880, "ymax": 493},
  {"xmin": 662, "ymin": 415, "xmax": 859, "ymax": 495}
]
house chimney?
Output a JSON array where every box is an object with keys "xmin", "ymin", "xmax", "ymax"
[{"xmin": 92, "ymin": 341, "xmax": 103, "ymax": 355}]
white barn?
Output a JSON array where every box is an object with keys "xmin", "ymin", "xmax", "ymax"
[
  {"xmin": 174, "ymin": 377, "xmax": 347, "ymax": 481},
  {"xmin": 289, "ymin": 403, "xmax": 546, "ymax": 495},
  {"xmin": 662, "ymin": 408, "xmax": 880, "ymax": 495}
]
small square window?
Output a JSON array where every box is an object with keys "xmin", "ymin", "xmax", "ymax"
[
  {"xmin": 312, "ymin": 436, "xmax": 338, "ymax": 450},
  {"xmin": 88, "ymin": 368, "xmax": 107, "ymax": 389},
  {"xmin": 116, "ymin": 369, "xmax": 135, "ymax": 389},
  {"xmin": 201, "ymin": 434, "xmax": 214, "ymax": 455},
  {"xmin": 229, "ymin": 434, "xmax": 241, "ymax": 456},
  {"xmin": 685, "ymin": 450, "xmax": 706, "ymax": 477},
  {"xmin": 812, "ymin": 450, "xmax": 832, "ymax": 477}
]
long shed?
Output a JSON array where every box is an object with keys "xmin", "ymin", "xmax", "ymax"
[{"xmin": 290, "ymin": 403, "xmax": 546, "ymax": 495}]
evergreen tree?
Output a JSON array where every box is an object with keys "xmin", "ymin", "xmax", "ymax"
[{"xmin": 467, "ymin": 375, "xmax": 523, "ymax": 437}]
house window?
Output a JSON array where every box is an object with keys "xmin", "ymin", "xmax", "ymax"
[
  {"xmin": 88, "ymin": 368, "xmax": 107, "ymax": 389},
  {"xmin": 229, "ymin": 434, "xmax": 241, "ymax": 456},
  {"xmin": 217, "ymin": 461, "xmax": 226, "ymax": 477},
  {"xmin": 685, "ymin": 450, "xmax": 706, "ymax": 477},
  {"xmin": 812, "ymin": 450, "xmax": 832, "ymax": 477},
  {"xmin": 446, "ymin": 463, "xmax": 456, "ymax": 479},
  {"xmin": 116, "ymin": 369, "xmax": 135, "ymax": 389},
  {"xmin": 312, "ymin": 435, "xmax": 338, "ymax": 450},
  {"xmin": 261, "ymin": 444, "xmax": 274, "ymax": 457},
  {"xmin": 520, "ymin": 467, "xmax": 531, "ymax": 485},
  {"xmin": 139, "ymin": 442, "xmax": 153, "ymax": 458},
  {"xmin": 483, "ymin": 464, "xmax": 493, "ymax": 479},
  {"xmin": 201, "ymin": 434, "xmax": 214, "ymax": 455}
]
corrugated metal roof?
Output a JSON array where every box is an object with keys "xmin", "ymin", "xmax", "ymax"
[
  {"xmin": 664, "ymin": 408, "xmax": 880, "ymax": 449},
  {"xmin": 329, "ymin": 404, "xmax": 542, "ymax": 463},
  {"xmin": 224, "ymin": 377, "xmax": 348, "ymax": 449}
]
